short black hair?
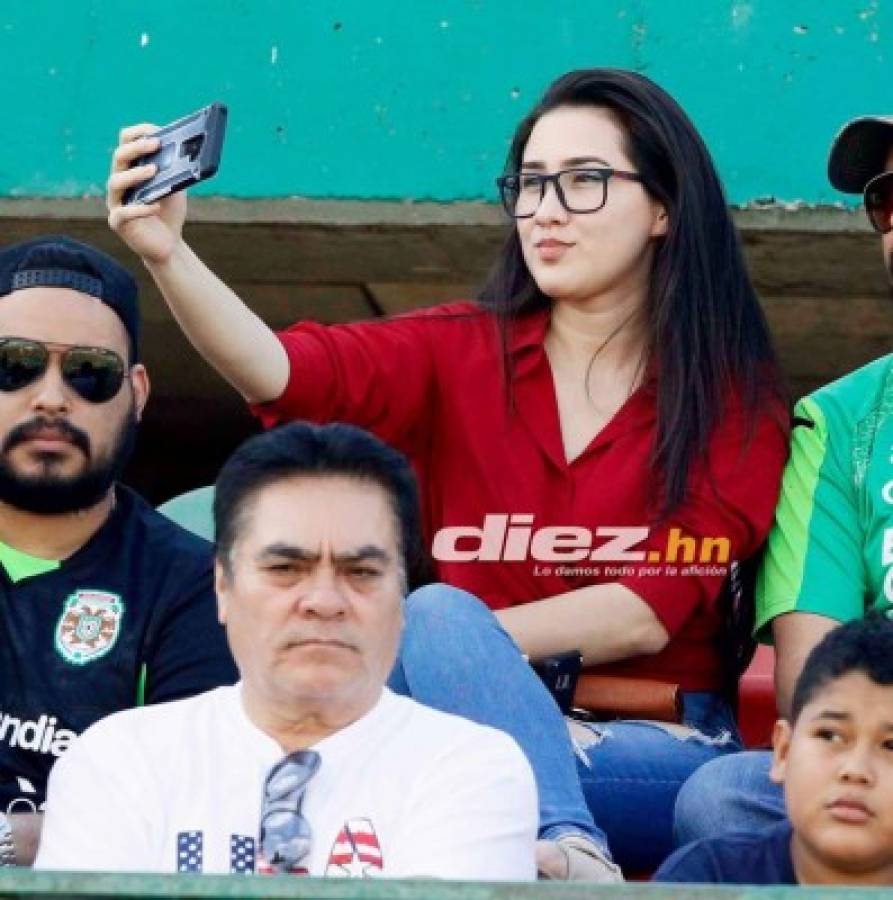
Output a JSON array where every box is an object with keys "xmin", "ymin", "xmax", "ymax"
[
  {"xmin": 790, "ymin": 613, "xmax": 893, "ymax": 721},
  {"xmin": 214, "ymin": 421, "xmax": 431, "ymax": 590}
]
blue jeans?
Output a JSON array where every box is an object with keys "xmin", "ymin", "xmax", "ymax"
[
  {"xmin": 573, "ymin": 692, "xmax": 742, "ymax": 871},
  {"xmin": 387, "ymin": 584, "xmax": 607, "ymax": 851},
  {"xmin": 673, "ymin": 750, "xmax": 785, "ymax": 847},
  {"xmin": 387, "ymin": 584, "xmax": 740, "ymax": 869}
]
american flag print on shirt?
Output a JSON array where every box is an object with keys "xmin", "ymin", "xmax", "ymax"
[
  {"xmin": 176, "ymin": 831, "xmax": 203, "ymax": 872},
  {"xmin": 230, "ymin": 835, "xmax": 256, "ymax": 873},
  {"xmin": 325, "ymin": 818, "xmax": 384, "ymax": 877}
]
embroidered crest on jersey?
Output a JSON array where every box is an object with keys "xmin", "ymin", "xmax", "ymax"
[
  {"xmin": 54, "ymin": 589, "xmax": 123, "ymax": 665},
  {"xmin": 325, "ymin": 818, "xmax": 383, "ymax": 877}
]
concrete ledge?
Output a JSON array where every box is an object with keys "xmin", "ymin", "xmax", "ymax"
[
  {"xmin": 0, "ymin": 198, "xmax": 880, "ymax": 295},
  {"xmin": 0, "ymin": 196, "xmax": 871, "ymax": 232},
  {"xmin": 0, "ymin": 868, "xmax": 882, "ymax": 899}
]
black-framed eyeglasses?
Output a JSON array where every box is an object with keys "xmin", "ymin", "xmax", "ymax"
[
  {"xmin": 258, "ymin": 749, "xmax": 320, "ymax": 873},
  {"xmin": 864, "ymin": 171, "xmax": 893, "ymax": 234},
  {"xmin": 0, "ymin": 338, "xmax": 127, "ymax": 404},
  {"xmin": 496, "ymin": 167, "xmax": 644, "ymax": 218}
]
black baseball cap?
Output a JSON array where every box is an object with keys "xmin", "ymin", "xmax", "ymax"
[
  {"xmin": 0, "ymin": 236, "xmax": 140, "ymax": 361},
  {"xmin": 828, "ymin": 116, "xmax": 893, "ymax": 194}
]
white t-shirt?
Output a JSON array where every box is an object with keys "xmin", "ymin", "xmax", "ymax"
[{"xmin": 36, "ymin": 685, "xmax": 537, "ymax": 880}]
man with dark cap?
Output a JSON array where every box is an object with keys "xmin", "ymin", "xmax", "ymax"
[
  {"xmin": 673, "ymin": 117, "xmax": 893, "ymax": 847},
  {"xmin": 0, "ymin": 235, "xmax": 236, "ymax": 866}
]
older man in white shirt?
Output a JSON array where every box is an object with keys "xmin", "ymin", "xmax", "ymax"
[{"xmin": 36, "ymin": 421, "xmax": 537, "ymax": 880}]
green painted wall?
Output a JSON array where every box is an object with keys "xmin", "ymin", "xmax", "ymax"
[{"xmin": 2, "ymin": 1, "xmax": 889, "ymax": 205}]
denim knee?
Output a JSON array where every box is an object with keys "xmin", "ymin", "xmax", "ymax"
[
  {"xmin": 675, "ymin": 751, "xmax": 769, "ymax": 847},
  {"xmin": 403, "ymin": 583, "xmax": 495, "ymax": 632},
  {"xmin": 673, "ymin": 754, "xmax": 731, "ymax": 846}
]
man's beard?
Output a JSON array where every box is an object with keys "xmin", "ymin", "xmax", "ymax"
[{"xmin": 0, "ymin": 406, "xmax": 138, "ymax": 515}]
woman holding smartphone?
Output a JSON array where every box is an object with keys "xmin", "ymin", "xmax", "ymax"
[{"xmin": 108, "ymin": 68, "xmax": 787, "ymax": 875}]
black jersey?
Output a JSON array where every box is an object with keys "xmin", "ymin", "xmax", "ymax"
[{"xmin": 0, "ymin": 485, "xmax": 238, "ymax": 811}]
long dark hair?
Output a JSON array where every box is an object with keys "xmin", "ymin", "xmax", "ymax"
[{"xmin": 478, "ymin": 68, "xmax": 784, "ymax": 517}]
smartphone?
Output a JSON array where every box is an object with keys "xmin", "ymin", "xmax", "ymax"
[
  {"xmin": 123, "ymin": 102, "xmax": 227, "ymax": 205},
  {"xmin": 530, "ymin": 650, "xmax": 582, "ymax": 715}
]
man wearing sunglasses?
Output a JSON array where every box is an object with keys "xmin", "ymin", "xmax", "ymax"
[
  {"xmin": 36, "ymin": 422, "xmax": 537, "ymax": 878},
  {"xmin": 673, "ymin": 117, "xmax": 893, "ymax": 846},
  {"xmin": 0, "ymin": 236, "xmax": 236, "ymax": 867}
]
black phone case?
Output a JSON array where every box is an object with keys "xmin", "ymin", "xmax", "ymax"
[
  {"xmin": 123, "ymin": 102, "xmax": 227, "ymax": 205},
  {"xmin": 530, "ymin": 650, "xmax": 582, "ymax": 715}
]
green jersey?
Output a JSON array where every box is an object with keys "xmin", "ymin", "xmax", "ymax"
[{"xmin": 756, "ymin": 354, "xmax": 893, "ymax": 637}]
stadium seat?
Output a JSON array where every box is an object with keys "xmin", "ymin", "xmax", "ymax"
[
  {"xmin": 737, "ymin": 644, "xmax": 777, "ymax": 748},
  {"xmin": 157, "ymin": 485, "xmax": 215, "ymax": 542}
]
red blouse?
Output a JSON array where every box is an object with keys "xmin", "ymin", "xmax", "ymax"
[{"xmin": 252, "ymin": 302, "xmax": 787, "ymax": 691}]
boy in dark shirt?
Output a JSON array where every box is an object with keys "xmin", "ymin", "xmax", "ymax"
[{"xmin": 656, "ymin": 614, "xmax": 893, "ymax": 886}]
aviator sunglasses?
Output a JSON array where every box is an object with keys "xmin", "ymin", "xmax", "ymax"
[
  {"xmin": 864, "ymin": 170, "xmax": 893, "ymax": 234},
  {"xmin": 0, "ymin": 337, "xmax": 127, "ymax": 403},
  {"xmin": 258, "ymin": 749, "xmax": 321, "ymax": 873}
]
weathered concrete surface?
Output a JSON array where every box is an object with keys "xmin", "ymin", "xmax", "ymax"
[
  {"xmin": 3, "ymin": 2, "xmax": 892, "ymax": 207},
  {"xmin": 0, "ymin": 866, "xmax": 886, "ymax": 898},
  {"xmin": 0, "ymin": 200, "xmax": 889, "ymax": 499}
]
